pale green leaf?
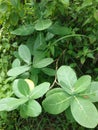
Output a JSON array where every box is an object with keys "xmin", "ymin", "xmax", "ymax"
[
  {"xmin": 30, "ymin": 82, "xmax": 50, "ymax": 99},
  {"xmin": 71, "ymin": 97, "xmax": 98, "ymax": 128},
  {"xmin": 24, "ymin": 99, "xmax": 42, "ymax": 117},
  {"xmin": 11, "ymin": 24, "xmax": 34, "ymax": 36},
  {"xmin": 43, "ymin": 92, "xmax": 71, "ymax": 114},
  {"xmin": 87, "ymin": 82, "xmax": 98, "ymax": 102},
  {"xmin": 18, "ymin": 45, "xmax": 31, "ymax": 64},
  {"xmin": 35, "ymin": 19, "xmax": 52, "ymax": 31},
  {"xmin": 12, "ymin": 58, "xmax": 20, "ymax": 68},
  {"xmin": 0, "ymin": 98, "xmax": 27, "ymax": 111},
  {"xmin": 74, "ymin": 75, "xmax": 91, "ymax": 93},
  {"xmin": 46, "ymin": 88, "xmax": 64, "ymax": 97},
  {"xmin": 7, "ymin": 65, "xmax": 30, "ymax": 77},
  {"xmin": 57, "ymin": 66, "xmax": 77, "ymax": 94},
  {"xmin": 33, "ymin": 58, "xmax": 53, "ymax": 68}
]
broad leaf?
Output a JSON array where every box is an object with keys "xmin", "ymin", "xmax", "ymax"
[
  {"xmin": 35, "ymin": 19, "xmax": 52, "ymax": 31},
  {"xmin": 74, "ymin": 75, "xmax": 91, "ymax": 93},
  {"xmin": 24, "ymin": 99, "xmax": 42, "ymax": 117},
  {"xmin": 87, "ymin": 82, "xmax": 98, "ymax": 102},
  {"xmin": 12, "ymin": 58, "xmax": 20, "ymax": 68},
  {"xmin": 10, "ymin": 0, "xmax": 20, "ymax": 8},
  {"xmin": 19, "ymin": 104, "xmax": 28, "ymax": 118},
  {"xmin": 0, "ymin": 2, "xmax": 8, "ymax": 14},
  {"xmin": 43, "ymin": 92, "xmax": 71, "ymax": 114},
  {"xmin": 48, "ymin": 23, "xmax": 72, "ymax": 36},
  {"xmin": 30, "ymin": 82, "xmax": 50, "ymax": 99},
  {"xmin": 71, "ymin": 97, "xmax": 98, "ymax": 128},
  {"xmin": 33, "ymin": 58, "xmax": 53, "ymax": 68},
  {"xmin": 11, "ymin": 24, "xmax": 34, "ymax": 36},
  {"xmin": 46, "ymin": 88, "xmax": 65, "ymax": 97},
  {"xmin": 59, "ymin": 0, "xmax": 69, "ymax": 7},
  {"xmin": 94, "ymin": 10, "xmax": 98, "ymax": 21},
  {"xmin": 13, "ymin": 79, "xmax": 30, "ymax": 98},
  {"xmin": 42, "ymin": 67, "xmax": 56, "ymax": 76},
  {"xmin": 7, "ymin": 65, "xmax": 30, "ymax": 77},
  {"xmin": 57, "ymin": 66, "xmax": 77, "ymax": 94},
  {"xmin": 0, "ymin": 98, "xmax": 27, "ymax": 111},
  {"xmin": 33, "ymin": 32, "xmax": 46, "ymax": 54},
  {"xmin": 17, "ymin": 79, "xmax": 30, "ymax": 97},
  {"xmin": 18, "ymin": 45, "xmax": 31, "ymax": 64}
]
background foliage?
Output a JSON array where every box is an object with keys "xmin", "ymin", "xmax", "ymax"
[{"xmin": 0, "ymin": 0, "xmax": 98, "ymax": 129}]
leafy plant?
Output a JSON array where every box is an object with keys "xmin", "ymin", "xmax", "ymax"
[
  {"xmin": 0, "ymin": 79, "xmax": 50, "ymax": 118},
  {"xmin": 42, "ymin": 65, "xmax": 98, "ymax": 128}
]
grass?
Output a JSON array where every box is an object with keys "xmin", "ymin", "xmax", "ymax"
[{"xmin": 0, "ymin": 111, "xmax": 97, "ymax": 130}]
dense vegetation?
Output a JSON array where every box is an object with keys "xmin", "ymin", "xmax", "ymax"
[{"xmin": 0, "ymin": 0, "xmax": 98, "ymax": 129}]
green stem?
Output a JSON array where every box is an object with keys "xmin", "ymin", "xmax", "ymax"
[{"xmin": 53, "ymin": 34, "xmax": 89, "ymax": 45}]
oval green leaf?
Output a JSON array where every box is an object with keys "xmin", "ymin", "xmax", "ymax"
[
  {"xmin": 57, "ymin": 66, "xmax": 77, "ymax": 94},
  {"xmin": 30, "ymin": 82, "xmax": 50, "ymax": 99},
  {"xmin": 7, "ymin": 65, "xmax": 30, "ymax": 77},
  {"xmin": 74, "ymin": 75, "xmax": 91, "ymax": 93},
  {"xmin": 46, "ymin": 88, "xmax": 64, "ymax": 97},
  {"xmin": 33, "ymin": 58, "xmax": 53, "ymax": 68},
  {"xmin": 11, "ymin": 24, "xmax": 34, "ymax": 36},
  {"xmin": 71, "ymin": 97, "xmax": 98, "ymax": 128},
  {"xmin": 18, "ymin": 45, "xmax": 31, "ymax": 64},
  {"xmin": 87, "ymin": 82, "xmax": 98, "ymax": 102},
  {"xmin": 35, "ymin": 19, "xmax": 52, "ymax": 31},
  {"xmin": 0, "ymin": 98, "xmax": 28, "ymax": 111},
  {"xmin": 43, "ymin": 92, "xmax": 71, "ymax": 114},
  {"xmin": 24, "ymin": 99, "xmax": 42, "ymax": 117}
]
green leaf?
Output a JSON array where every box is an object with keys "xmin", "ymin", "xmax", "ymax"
[
  {"xmin": 33, "ymin": 32, "xmax": 46, "ymax": 54},
  {"xmin": 13, "ymin": 79, "xmax": 26, "ymax": 98},
  {"xmin": 59, "ymin": 0, "xmax": 69, "ymax": 7},
  {"xmin": 35, "ymin": 19, "xmax": 52, "ymax": 31},
  {"xmin": 43, "ymin": 92, "xmax": 71, "ymax": 114},
  {"xmin": 10, "ymin": 0, "xmax": 20, "ymax": 8},
  {"xmin": 0, "ymin": 2, "xmax": 8, "ymax": 14},
  {"xmin": 74, "ymin": 75, "xmax": 91, "ymax": 93},
  {"xmin": 71, "ymin": 97, "xmax": 98, "ymax": 128},
  {"xmin": 12, "ymin": 58, "xmax": 20, "ymax": 68},
  {"xmin": 0, "ymin": 98, "xmax": 27, "ymax": 111},
  {"xmin": 48, "ymin": 23, "xmax": 72, "ymax": 36},
  {"xmin": 33, "ymin": 58, "xmax": 53, "ymax": 68},
  {"xmin": 87, "ymin": 82, "xmax": 98, "ymax": 102},
  {"xmin": 17, "ymin": 79, "xmax": 30, "ymax": 97},
  {"xmin": 30, "ymin": 82, "xmax": 50, "ymax": 99},
  {"xmin": 94, "ymin": 10, "xmax": 98, "ymax": 21},
  {"xmin": 57, "ymin": 66, "xmax": 77, "ymax": 94},
  {"xmin": 7, "ymin": 65, "xmax": 30, "ymax": 77},
  {"xmin": 24, "ymin": 99, "xmax": 42, "ymax": 117},
  {"xmin": 19, "ymin": 104, "xmax": 28, "ymax": 118},
  {"xmin": 11, "ymin": 24, "xmax": 34, "ymax": 36},
  {"xmin": 41, "ymin": 67, "xmax": 56, "ymax": 76},
  {"xmin": 18, "ymin": 45, "xmax": 31, "ymax": 64},
  {"xmin": 46, "ymin": 88, "xmax": 64, "ymax": 97}
]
